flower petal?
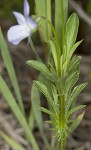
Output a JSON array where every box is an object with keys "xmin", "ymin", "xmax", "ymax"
[
  {"xmin": 26, "ymin": 16, "xmax": 37, "ymax": 30},
  {"xmin": 24, "ymin": 0, "xmax": 30, "ymax": 16},
  {"xmin": 7, "ymin": 25, "xmax": 29, "ymax": 45},
  {"xmin": 13, "ymin": 11, "xmax": 26, "ymax": 25}
]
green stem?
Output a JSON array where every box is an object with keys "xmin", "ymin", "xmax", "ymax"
[
  {"xmin": 29, "ymin": 38, "xmax": 42, "ymax": 62},
  {"xmin": 58, "ymin": 137, "xmax": 66, "ymax": 150},
  {"xmin": 58, "ymin": 87, "xmax": 66, "ymax": 150}
]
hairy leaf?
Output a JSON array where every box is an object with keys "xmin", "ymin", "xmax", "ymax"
[
  {"xmin": 67, "ymin": 105, "xmax": 85, "ymax": 119},
  {"xmin": 33, "ymin": 80, "xmax": 55, "ymax": 109},
  {"xmin": 49, "ymin": 40, "xmax": 58, "ymax": 71},
  {"xmin": 69, "ymin": 40, "xmax": 83, "ymax": 59},
  {"xmin": 66, "ymin": 83, "xmax": 87, "ymax": 111},
  {"xmin": 40, "ymin": 107, "xmax": 56, "ymax": 117},
  {"xmin": 27, "ymin": 60, "xmax": 50, "ymax": 76},
  {"xmin": 68, "ymin": 112, "xmax": 85, "ymax": 134},
  {"xmin": 65, "ymin": 13, "xmax": 79, "ymax": 53},
  {"xmin": 65, "ymin": 71, "xmax": 79, "ymax": 95},
  {"xmin": 68, "ymin": 56, "xmax": 81, "ymax": 75}
]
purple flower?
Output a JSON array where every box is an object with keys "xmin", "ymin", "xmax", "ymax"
[{"xmin": 7, "ymin": 0, "xmax": 37, "ymax": 45}]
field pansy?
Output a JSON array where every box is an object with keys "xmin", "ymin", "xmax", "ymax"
[{"xmin": 7, "ymin": 0, "xmax": 37, "ymax": 45}]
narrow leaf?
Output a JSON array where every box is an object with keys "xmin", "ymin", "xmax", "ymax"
[
  {"xmin": 0, "ymin": 28, "xmax": 24, "ymax": 114},
  {"xmin": 31, "ymin": 85, "xmax": 43, "ymax": 132},
  {"xmin": 28, "ymin": 109, "xmax": 35, "ymax": 130},
  {"xmin": 69, "ymin": 40, "xmax": 83, "ymax": 59},
  {"xmin": 31, "ymin": 84, "xmax": 51, "ymax": 150},
  {"xmin": 51, "ymin": 84, "xmax": 58, "ymax": 105},
  {"xmin": 68, "ymin": 112, "xmax": 85, "ymax": 134},
  {"xmin": 0, "ymin": 76, "xmax": 39, "ymax": 150},
  {"xmin": 33, "ymin": 81, "xmax": 55, "ymax": 109},
  {"xmin": 68, "ymin": 56, "xmax": 81, "ymax": 75},
  {"xmin": 66, "ymin": 83, "xmax": 87, "ymax": 111},
  {"xmin": 40, "ymin": 107, "xmax": 56, "ymax": 117},
  {"xmin": 49, "ymin": 40, "xmax": 58, "ymax": 71},
  {"xmin": 35, "ymin": 0, "xmax": 51, "ymax": 41},
  {"xmin": 26, "ymin": 60, "xmax": 50, "ymax": 76},
  {"xmin": 65, "ymin": 13, "xmax": 79, "ymax": 52},
  {"xmin": 55, "ymin": 0, "xmax": 68, "ymax": 45},
  {"xmin": 65, "ymin": 71, "xmax": 79, "ymax": 96},
  {"xmin": 67, "ymin": 105, "xmax": 86, "ymax": 119},
  {"xmin": 0, "ymin": 131, "xmax": 25, "ymax": 150}
]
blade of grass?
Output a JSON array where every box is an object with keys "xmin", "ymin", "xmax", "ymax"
[
  {"xmin": 0, "ymin": 28, "xmax": 24, "ymax": 114},
  {"xmin": 31, "ymin": 85, "xmax": 50, "ymax": 150},
  {"xmin": 46, "ymin": 0, "xmax": 52, "ymax": 40},
  {"xmin": 55, "ymin": 0, "xmax": 68, "ymax": 47},
  {"xmin": 0, "ymin": 75, "xmax": 39, "ymax": 150},
  {"xmin": 0, "ymin": 131, "xmax": 25, "ymax": 150},
  {"xmin": 28, "ymin": 109, "xmax": 35, "ymax": 130},
  {"xmin": 35, "ymin": 0, "xmax": 51, "ymax": 41}
]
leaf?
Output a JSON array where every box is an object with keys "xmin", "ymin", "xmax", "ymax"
[
  {"xmin": 40, "ymin": 107, "xmax": 56, "ymax": 117},
  {"xmin": 55, "ymin": 0, "xmax": 68, "ymax": 45},
  {"xmin": 0, "ymin": 131, "xmax": 25, "ymax": 150},
  {"xmin": 65, "ymin": 71, "xmax": 79, "ymax": 96},
  {"xmin": 67, "ymin": 105, "xmax": 86, "ymax": 119},
  {"xmin": 68, "ymin": 112, "xmax": 85, "ymax": 134},
  {"xmin": 0, "ymin": 28, "xmax": 24, "ymax": 114},
  {"xmin": 31, "ymin": 85, "xmax": 43, "ymax": 132},
  {"xmin": 65, "ymin": 13, "xmax": 79, "ymax": 53},
  {"xmin": 0, "ymin": 76, "xmax": 39, "ymax": 150},
  {"xmin": 49, "ymin": 40, "xmax": 58, "ymax": 71},
  {"xmin": 68, "ymin": 56, "xmax": 81, "ymax": 76},
  {"xmin": 28, "ymin": 109, "xmax": 35, "ymax": 130},
  {"xmin": 70, "ymin": 83, "xmax": 87, "ymax": 103},
  {"xmin": 69, "ymin": 40, "xmax": 83, "ymax": 59},
  {"xmin": 35, "ymin": 0, "xmax": 51, "ymax": 41},
  {"xmin": 51, "ymin": 84, "xmax": 58, "ymax": 105},
  {"xmin": 26, "ymin": 60, "xmax": 50, "ymax": 76},
  {"xmin": 33, "ymin": 80, "xmax": 54, "ymax": 107},
  {"xmin": 31, "ymin": 84, "xmax": 51, "ymax": 150},
  {"xmin": 66, "ymin": 83, "xmax": 87, "ymax": 111}
]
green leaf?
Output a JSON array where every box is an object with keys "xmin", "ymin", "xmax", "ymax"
[
  {"xmin": 68, "ymin": 112, "xmax": 85, "ymax": 134},
  {"xmin": 51, "ymin": 84, "xmax": 58, "ymax": 105},
  {"xmin": 65, "ymin": 13, "xmax": 79, "ymax": 53},
  {"xmin": 67, "ymin": 105, "xmax": 86, "ymax": 119},
  {"xmin": 31, "ymin": 85, "xmax": 50, "ymax": 150},
  {"xmin": 35, "ymin": 0, "xmax": 51, "ymax": 41},
  {"xmin": 27, "ymin": 60, "xmax": 59, "ymax": 83},
  {"xmin": 31, "ymin": 85, "xmax": 43, "ymax": 132},
  {"xmin": 71, "ymin": 83, "xmax": 87, "ymax": 102},
  {"xmin": 68, "ymin": 56, "xmax": 81, "ymax": 76},
  {"xmin": 69, "ymin": 40, "xmax": 83, "ymax": 59},
  {"xmin": 40, "ymin": 107, "xmax": 56, "ymax": 117},
  {"xmin": 0, "ymin": 131, "xmax": 25, "ymax": 150},
  {"xmin": 26, "ymin": 60, "xmax": 50, "ymax": 76},
  {"xmin": 0, "ymin": 28, "xmax": 24, "ymax": 114},
  {"xmin": 28, "ymin": 109, "xmax": 35, "ymax": 130},
  {"xmin": 65, "ymin": 71, "xmax": 79, "ymax": 96},
  {"xmin": 66, "ymin": 83, "xmax": 87, "ymax": 111},
  {"xmin": 33, "ymin": 80, "xmax": 55, "ymax": 110},
  {"xmin": 55, "ymin": 0, "xmax": 68, "ymax": 45},
  {"xmin": 0, "ymin": 76, "xmax": 39, "ymax": 150},
  {"xmin": 49, "ymin": 40, "xmax": 58, "ymax": 71}
]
